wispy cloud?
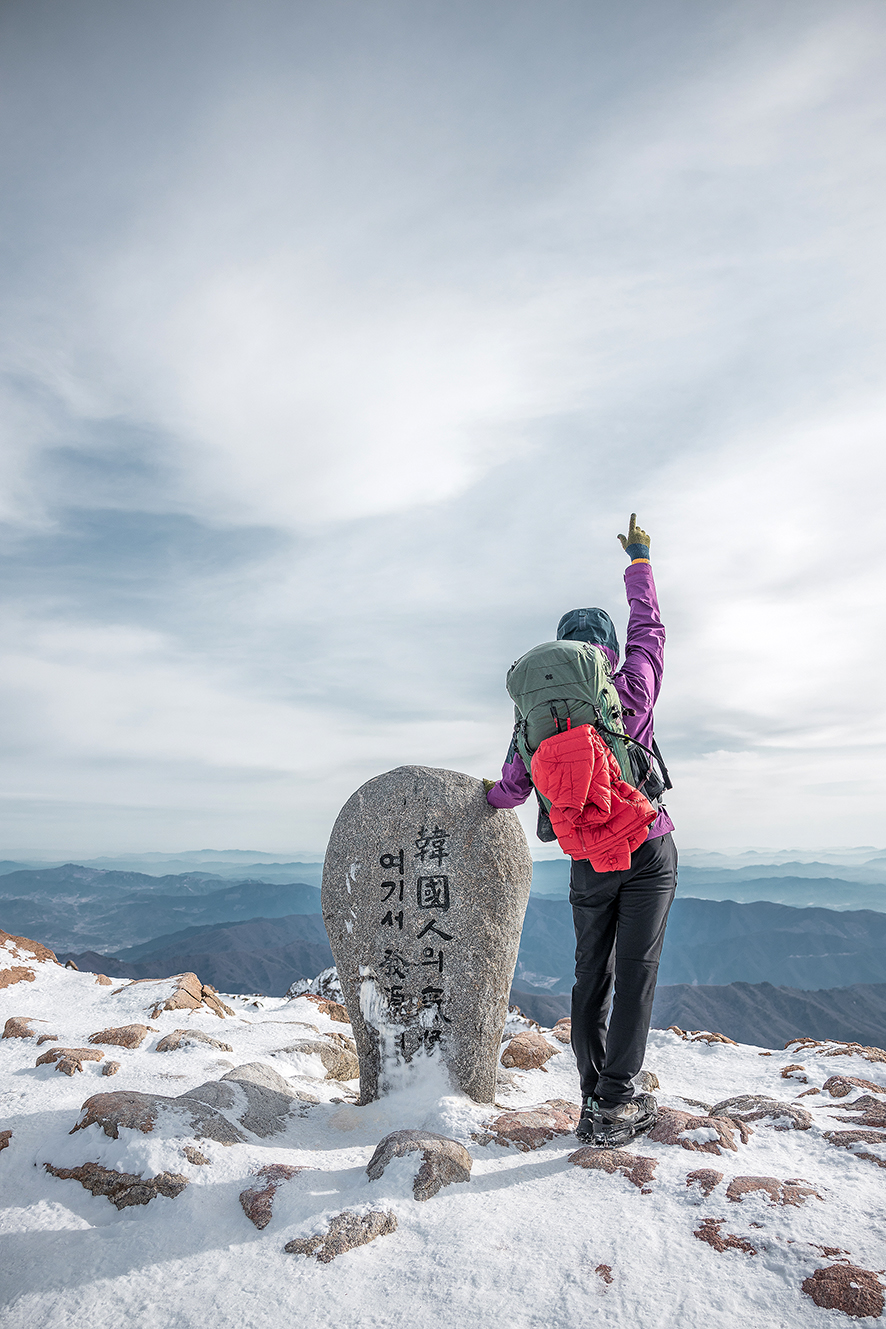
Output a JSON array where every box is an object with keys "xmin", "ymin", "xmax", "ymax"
[{"xmin": 0, "ymin": 0, "xmax": 884, "ymax": 853}]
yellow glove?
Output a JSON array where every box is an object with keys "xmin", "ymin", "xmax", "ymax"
[{"xmin": 617, "ymin": 513, "xmax": 650, "ymax": 561}]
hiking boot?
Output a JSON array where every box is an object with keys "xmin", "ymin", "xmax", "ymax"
[{"xmin": 576, "ymin": 1093, "xmax": 658, "ymax": 1148}]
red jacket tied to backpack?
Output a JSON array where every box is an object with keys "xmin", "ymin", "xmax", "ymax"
[{"xmin": 531, "ymin": 724, "xmax": 656, "ymax": 871}]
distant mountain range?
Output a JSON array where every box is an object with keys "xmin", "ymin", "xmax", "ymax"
[
  {"xmin": 0, "ymin": 865, "xmax": 323, "ymax": 952},
  {"xmin": 508, "ymin": 981, "xmax": 886, "ymax": 1047},
  {"xmin": 50, "ymin": 891, "xmax": 886, "ymax": 1001},
  {"xmin": 529, "ymin": 857, "xmax": 886, "ymax": 909},
  {"xmin": 515, "ymin": 895, "xmax": 886, "ymax": 992}
]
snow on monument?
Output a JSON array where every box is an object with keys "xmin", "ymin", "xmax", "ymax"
[{"xmin": 321, "ymin": 765, "xmax": 532, "ymax": 1104}]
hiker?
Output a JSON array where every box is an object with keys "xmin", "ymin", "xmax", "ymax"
[{"xmin": 484, "ymin": 514, "xmax": 676, "ymax": 1146}]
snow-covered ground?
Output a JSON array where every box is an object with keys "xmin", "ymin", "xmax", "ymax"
[{"xmin": 2, "ymin": 940, "xmax": 885, "ymax": 1329}]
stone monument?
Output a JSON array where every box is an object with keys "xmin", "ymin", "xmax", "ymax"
[{"xmin": 321, "ymin": 765, "xmax": 532, "ymax": 1104}]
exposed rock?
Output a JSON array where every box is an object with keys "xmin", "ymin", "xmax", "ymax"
[
  {"xmin": 595, "ymin": 1265, "xmax": 613, "ymax": 1286},
  {"xmin": 45, "ymin": 1161, "xmax": 188, "ymax": 1209},
  {"xmin": 36, "ymin": 1046, "xmax": 104, "ymax": 1076},
  {"xmin": 726, "ymin": 1175, "xmax": 821, "ymax": 1206},
  {"xmin": 321, "ymin": 765, "xmax": 532, "ymax": 1104},
  {"xmin": 551, "ymin": 1018, "xmax": 572, "ymax": 1044},
  {"xmin": 475, "ymin": 1100, "xmax": 580, "ymax": 1151},
  {"xmin": 500, "ymin": 1031, "xmax": 559, "ymax": 1071},
  {"xmin": 366, "ymin": 1129, "xmax": 472, "ymax": 1201},
  {"xmin": 830, "ymin": 1095, "xmax": 886, "ymax": 1128},
  {"xmin": 36, "ymin": 1034, "xmax": 60, "ymax": 1046},
  {"xmin": 284, "ymin": 1210, "xmax": 398, "ymax": 1262},
  {"xmin": 183, "ymin": 1145, "xmax": 210, "ymax": 1165},
  {"xmin": 301, "ymin": 994, "xmax": 351, "ymax": 1024},
  {"xmin": 239, "ymin": 1163, "xmax": 305, "ymax": 1228},
  {"xmin": 781, "ymin": 1063, "xmax": 807, "ymax": 1083},
  {"xmin": 286, "ymin": 967, "xmax": 345, "ymax": 1003},
  {"xmin": 0, "ymin": 931, "xmax": 59, "ymax": 988},
  {"xmin": 802, "ymin": 1265, "xmax": 885, "ymax": 1318},
  {"xmin": 785, "ymin": 1038, "xmax": 886, "ymax": 1065},
  {"xmin": 275, "ymin": 1037, "xmax": 359, "ymax": 1081},
  {"xmin": 685, "ymin": 1169, "xmax": 723, "ymax": 1196},
  {"xmin": 648, "ymin": 1108, "xmax": 751, "ymax": 1156},
  {"xmin": 667, "ymin": 1026, "xmax": 738, "ymax": 1046},
  {"xmin": 111, "ymin": 973, "xmax": 234, "ymax": 1020},
  {"xmin": 181, "ymin": 1062, "xmax": 315, "ymax": 1136},
  {"xmin": 155, "ymin": 1028, "xmax": 234, "ymax": 1053},
  {"xmin": 88, "ymin": 1024, "xmax": 155, "ymax": 1049},
  {"xmin": 821, "ymin": 1075, "xmax": 886, "ymax": 1099},
  {"xmin": 102, "ymin": 1061, "xmax": 120, "ymax": 1077},
  {"xmin": 709, "ymin": 1094, "xmax": 812, "ymax": 1132},
  {"xmin": 634, "ymin": 1070, "xmax": 660, "ymax": 1093},
  {"xmin": 3, "ymin": 1016, "xmax": 45, "ymax": 1039},
  {"xmin": 65, "ymin": 960, "xmax": 79, "ymax": 970},
  {"xmin": 94, "ymin": 974, "xmax": 113, "ymax": 986},
  {"xmin": 693, "ymin": 1219, "xmax": 757, "ymax": 1255},
  {"xmin": 72, "ymin": 1088, "xmax": 248, "ymax": 1144},
  {"xmin": 568, "ymin": 1147, "xmax": 657, "ymax": 1192},
  {"xmin": 0, "ymin": 1129, "xmax": 11, "ymax": 1152},
  {"xmin": 823, "ymin": 1130, "xmax": 886, "ymax": 1168}
]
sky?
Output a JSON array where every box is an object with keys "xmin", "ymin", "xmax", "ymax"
[{"xmin": 1, "ymin": 0, "xmax": 885, "ymax": 857}]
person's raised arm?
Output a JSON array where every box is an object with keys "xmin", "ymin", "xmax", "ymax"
[{"xmin": 614, "ymin": 514, "xmax": 665, "ymax": 726}]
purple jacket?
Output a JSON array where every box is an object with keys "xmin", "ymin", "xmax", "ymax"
[{"xmin": 487, "ymin": 561, "xmax": 674, "ymax": 842}]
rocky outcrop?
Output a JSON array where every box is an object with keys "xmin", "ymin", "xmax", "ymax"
[
  {"xmin": 102, "ymin": 1061, "xmax": 120, "ymax": 1077},
  {"xmin": 709, "ymin": 1094, "xmax": 812, "ymax": 1131},
  {"xmin": 0, "ymin": 931, "xmax": 59, "ymax": 988},
  {"xmin": 685, "ymin": 1169, "xmax": 723, "ymax": 1196},
  {"xmin": 72, "ymin": 1088, "xmax": 247, "ymax": 1144},
  {"xmin": 182, "ymin": 1145, "xmax": 209, "ymax": 1165},
  {"xmin": 725, "ymin": 1175, "xmax": 821, "ymax": 1206},
  {"xmin": 88, "ymin": 1024, "xmax": 156, "ymax": 1049},
  {"xmin": 4, "ymin": 1015, "xmax": 46, "ymax": 1039},
  {"xmin": 45, "ymin": 1161, "xmax": 188, "ymax": 1209},
  {"xmin": 474, "ymin": 1100, "xmax": 580, "ymax": 1151},
  {"xmin": 36, "ymin": 1046, "xmax": 104, "ymax": 1075},
  {"xmin": 155, "ymin": 1028, "xmax": 234, "ymax": 1053},
  {"xmin": 647, "ymin": 1108, "xmax": 751, "ymax": 1155},
  {"xmin": 668, "ymin": 1026, "xmax": 738, "ymax": 1046},
  {"xmin": 500, "ymin": 1032, "xmax": 559, "ymax": 1071},
  {"xmin": 182, "ymin": 1063, "xmax": 316, "ymax": 1137},
  {"xmin": 301, "ymin": 993, "xmax": 351, "ymax": 1023},
  {"xmin": 781, "ymin": 1063, "xmax": 807, "ymax": 1082},
  {"xmin": 693, "ymin": 1219, "xmax": 757, "ymax": 1255},
  {"xmin": 568, "ymin": 1147, "xmax": 657, "ymax": 1192},
  {"xmin": 275, "ymin": 1036, "xmax": 359, "ymax": 1081},
  {"xmin": 785, "ymin": 1038, "xmax": 886, "ymax": 1064},
  {"xmin": 0, "ymin": 1129, "xmax": 11, "ymax": 1152},
  {"xmin": 820, "ymin": 1075, "xmax": 886, "ymax": 1098},
  {"xmin": 823, "ymin": 1130, "xmax": 886, "ymax": 1167},
  {"xmin": 239, "ymin": 1164, "xmax": 306, "ymax": 1228},
  {"xmin": 829, "ymin": 1095, "xmax": 886, "ymax": 1128},
  {"xmin": 366, "ymin": 1130, "xmax": 472, "ymax": 1201},
  {"xmin": 802, "ymin": 1265, "xmax": 884, "ymax": 1318},
  {"xmin": 550, "ymin": 1018, "xmax": 572, "ymax": 1044},
  {"xmin": 94, "ymin": 974, "xmax": 113, "ymax": 986},
  {"xmin": 284, "ymin": 1210, "xmax": 398, "ymax": 1262},
  {"xmin": 111, "ymin": 973, "xmax": 234, "ymax": 1020}
]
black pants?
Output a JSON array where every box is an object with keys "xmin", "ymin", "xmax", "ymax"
[{"xmin": 570, "ymin": 832, "xmax": 677, "ymax": 1107}]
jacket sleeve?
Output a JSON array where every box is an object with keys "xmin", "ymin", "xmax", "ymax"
[
  {"xmin": 486, "ymin": 731, "xmax": 534, "ymax": 808},
  {"xmin": 614, "ymin": 561, "xmax": 665, "ymax": 743}
]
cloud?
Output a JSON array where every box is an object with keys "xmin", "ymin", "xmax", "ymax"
[{"xmin": 0, "ymin": 0, "xmax": 884, "ymax": 852}]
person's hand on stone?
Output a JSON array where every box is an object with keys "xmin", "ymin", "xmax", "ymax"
[{"xmin": 617, "ymin": 513, "xmax": 650, "ymax": 561}]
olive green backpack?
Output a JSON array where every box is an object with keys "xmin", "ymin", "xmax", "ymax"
[{"xmin": 505, "ymin": 640, "xmax": 669, "ymax": 839}]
